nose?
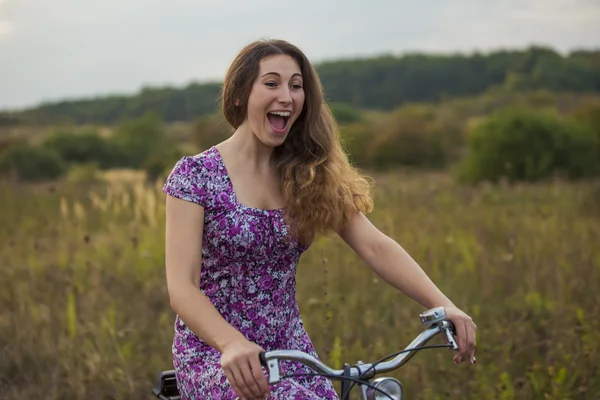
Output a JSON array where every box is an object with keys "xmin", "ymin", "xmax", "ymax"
[{"xmin": 277, "ymin": 86, "xmax": 293, "ymax": 105}]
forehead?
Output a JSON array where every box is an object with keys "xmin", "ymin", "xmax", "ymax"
[{"xmin": 258, "ymin": 54, "xmax": 302, "ymax": 78}]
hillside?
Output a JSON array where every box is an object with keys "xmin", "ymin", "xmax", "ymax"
[{"xmin": 1, "ymin": 45, "xmax": 599, "ymax": 126}]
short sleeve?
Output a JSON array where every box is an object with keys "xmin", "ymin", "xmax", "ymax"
[{"xmin": 162, "ymin": 156, "xmax": 209, "ymax": 207}]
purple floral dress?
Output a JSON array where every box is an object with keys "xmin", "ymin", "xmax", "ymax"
[{"xmin": 162, "ymin": 147, "xmax": 339, "ymax": 399}]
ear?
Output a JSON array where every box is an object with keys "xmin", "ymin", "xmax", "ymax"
[{"xmin": 234, "ymin": 99, "xmax": 240, "ymax": 106}]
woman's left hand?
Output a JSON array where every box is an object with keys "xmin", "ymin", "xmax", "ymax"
[{"xmin": 444, "ymin": 305, "xmax": 477, "ymax": 364}]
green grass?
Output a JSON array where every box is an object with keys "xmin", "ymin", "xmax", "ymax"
[{"xmin": 1, "ymin": 172, "xmax": 599, "ymax": 399}]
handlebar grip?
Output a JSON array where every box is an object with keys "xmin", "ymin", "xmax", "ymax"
[
  {"xmin": 446, "ymin": 320, "xmax": 457, "ymax": 336},
  {"xmin": 258, "ymin": 351, "xmax": 267, "ymax": 368}
]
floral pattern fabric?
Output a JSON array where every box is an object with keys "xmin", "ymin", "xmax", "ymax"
[{"xmin": 162, "ymin": 146, "xmax": 339, "ymax": 399}]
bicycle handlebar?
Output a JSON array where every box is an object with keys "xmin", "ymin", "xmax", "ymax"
[{"xmin": 259, "ymin": 307, "xmax": 459, "ymax": 384}]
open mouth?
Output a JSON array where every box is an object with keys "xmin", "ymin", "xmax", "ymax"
[{"xmin": 267, "ymin": 111, "xmax": 291, "ymax": 134}]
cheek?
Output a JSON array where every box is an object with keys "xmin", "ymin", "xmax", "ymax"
[
  {"xmin": 247, "ymin": 99, "xmax": 263, "ymax": 123},
  {"xmin": 294, "ymin": 92, "xmax": 306, "ymax": 109}
]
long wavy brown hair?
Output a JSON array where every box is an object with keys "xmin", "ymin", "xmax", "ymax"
[{"xmin": 221, "ymin": 39, "xmax": 374, "ymax": 244}]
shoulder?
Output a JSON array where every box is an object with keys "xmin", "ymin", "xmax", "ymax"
[
  {"xmin": 175, "ymin": 147, "xmax": 221, "ymax": 174},
  {"xmin": 162, "ymin": 147, "xmax": 222, "ymax": 207}
]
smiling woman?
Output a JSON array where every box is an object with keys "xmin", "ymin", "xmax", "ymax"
[
  {"xmin": 161, "ymin": 38, "xmax": 476, "ymax": 400},
  {"xmin": 162, "ymin": 38, "xmax": 356, "ymax": 400}
]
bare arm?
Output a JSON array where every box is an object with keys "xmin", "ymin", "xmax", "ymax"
[
  {"xmin": 165, "ymin": 195, "xmax": 271, "ymax": 398},
  {"xmin": 165, "ymin": 195, "xmax": 245, "ymax": 351},
  {"xmin": 337, "ymin": 212, "xmax": 476, "ymax": 364},
  {"xmin": 337, "ymin": 212, "xmax": 454, "ymax": 309}
]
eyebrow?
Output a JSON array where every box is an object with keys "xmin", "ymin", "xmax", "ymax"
[{"xmin": 261, "ymin": 72, "xmax": 303, "ymax": 79}]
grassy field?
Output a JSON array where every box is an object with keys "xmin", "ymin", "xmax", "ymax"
[{"xmin": 1, "ymin": 171, "xmax": 599, "ymax": 399}]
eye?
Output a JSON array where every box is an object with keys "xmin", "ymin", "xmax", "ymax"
[
  {"xmin": 265, "ymin": 81, "xmax": 277, "ymax": 87},
  {"xmin": 291, "ymin": 83, "xmax": 303, "ymax": 90}
]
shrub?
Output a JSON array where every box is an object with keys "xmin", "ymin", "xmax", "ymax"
[
  {"xmin": 369, "ymin": 105, "xmax": 462, "ymax": 169},
  {"xmin": 0, "ymin": 137, "xmax": 28, "ymax": 157},
  {"xmin": 42, "ymin": 130, "xmax": 118, "ymax": 169},
  {"xmin": 191, "ymin": 113, "xmax": 232, "ymax": 152},
  {"xmin": 455, "ymin": 107, "xmax": 600, "ymax": 184},
  {"xmin": 142, "ymin": 149, "xmax": 182, "ymax": 183},
  {"xmin": 109, "ymin": 112, "xmax": 178, "ymax": 169},
  {"xmin": 0, "ymin": 144, "xmax": 67, "ymax": 182},
  {"xmin": 340, "ymin": 122, "xmax": 376, "ymax": 167},
  {"xmin": 329, "ymin": 102, "xmax": 362, "ymax": 124},
  {"xmin": 569, "ymin": 100, "xmax": 600, "ymax": 150}
]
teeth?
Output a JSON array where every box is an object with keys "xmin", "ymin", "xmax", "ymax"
[{"xmin": 268, "ymin": 111, "xmax": 291, "ymax": 117}]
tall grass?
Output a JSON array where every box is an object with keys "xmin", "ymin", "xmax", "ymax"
[{"xmin": 1, "ymin": 173, "xmax": 598, "ymax": 399}]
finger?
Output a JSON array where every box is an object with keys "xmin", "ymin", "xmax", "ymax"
[
  {"xmin": 469, "ymin": 322, "xmax": 477, "ymax": 363},
  {"xmin": 239, "ymin": 362, "xmax": 264, "ymax": 399},
  {"xmin": 224, "ymin": 367, "xmax": 245, "ymax": 399},
  {"xmin": 454, "ymin": 320, "xmax": 468, "ymax": 363},
  {"xmin": 230, "ymin": 364, "xmax": 255, "ymax": 399},
  {"xmin": 460, "ymin": 321, "xmax": 471, "ymax": 363},
  {"xmin": 249, "ymin": 355, "xmax": 271, "ymax": 396}
]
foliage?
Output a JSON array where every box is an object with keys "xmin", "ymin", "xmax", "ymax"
[
  {"xmin": 340, "ymin": 104, "xmax": 464, "ymax": 170},
  {"xmin": 568, "ymin": 100, "xmax": 600, "ymax": 147},
  {"xmin": 455, "ymin": 107, "xmax": 600, "ymax": 184},
  {"xmin": 191, "ymin": 112, "xmax": 232, "ymax": 152},
  {"xmin": 4, "ymin": 90, "xmax": 600, "ymax": 184},
  {"xmin": 0, "ymin": 143, "xmax": 67, "ymax": 181},
  {"xmin": 3, "ymin": 46, "xmax": 599, "ymax": 125},
  {"xmin": 1, "ymin": 172, "xmax": 599, "ymax": 399},
  {"xmin": 0, "ymin": 136, "xmax": 28, "ymax": 156},
  {"xmin": 329, "ymin": 102, "xmax": 363, "ymax": 124},
  {"xmin": 341, "ymin": 122, "xmax": 376, "ymax": 167},
  {"xmin": 371, "ymin": 105, "xmax": 463, "ymax": 169},
  {"xmin": 42, "ymin": 130, "xmax": 119, "ymax": 169},
  {"xmin": 109, "ymin": 113, "xmax": 165, "ymax": 167}
]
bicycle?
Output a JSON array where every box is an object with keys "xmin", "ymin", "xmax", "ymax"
[{"xmin": 152, "ymin": 306, "xmax": 468, "ymax": 400}]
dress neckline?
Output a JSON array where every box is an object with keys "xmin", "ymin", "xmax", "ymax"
[{"xmin": 210, "ymin": 146, "xmax": 285, "ymax": 215}]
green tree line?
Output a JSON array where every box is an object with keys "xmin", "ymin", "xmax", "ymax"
[
  {"xmin": 1, "ymin": 46, "xmax": 599, "ymax": 126},
  {"xmin": 2, "ymin": 93, "xmax": 599, "ymax": 185}
]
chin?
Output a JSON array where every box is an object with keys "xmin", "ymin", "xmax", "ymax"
[{"xmin": 265, "ymin": 133, "xmax": 288, "ymax": 147}]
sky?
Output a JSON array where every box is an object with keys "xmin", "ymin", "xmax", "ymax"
[{"xmin": 1, "ymin": 0, "xmax": 599, "ymax": 111}]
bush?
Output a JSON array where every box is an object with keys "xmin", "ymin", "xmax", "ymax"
[
  {"xmin": 142, "ymin": 149, "xmax": 182, "ymax": 183},
  {"xmin": 192, "ymin": 113, "xmax": 232, "ymax": 152},
  {"xmin": 341, "ymin": 122, "xmax": 376, "ymax": 167},
  {"xmin": 455, "ymin": 107, "xmax": 600, "ymax": 184},
  {"xmin": 42, "ymin": 130, "xmax": 119, "ymax": 169},
  {"xmin": 569, "ymin": 100, "xmax": 600, "ymax": 149},
  {"xmin": 0, "ymin": 144, "xmax": 67, "ymax": 182},
  {"xmin": 0, "ymin": 137, "xmax": 28, "ymax": 157},
  {"xmin": 109, "ymin": 112, "xmax": 178, "ymax": 169},
  {"xmin": 329, "ymin": 102, "xmax": 362, "ymax": 124},
  {"xmin": 369, "ymin": 105, "xmax": 462, "ymax": 169}
]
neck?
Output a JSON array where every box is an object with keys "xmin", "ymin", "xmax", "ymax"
[{"xmin": 223, "ymin": 124, "xmax": 277, "ymax": 171}]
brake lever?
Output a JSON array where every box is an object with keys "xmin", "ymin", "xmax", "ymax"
[
  {"xmin": 442, "ymin": 321, "xmax": 459, "ymax": 351},
  {"xmin": 258, "ymin": 352, "xmax": 281, "ymax": 384}
]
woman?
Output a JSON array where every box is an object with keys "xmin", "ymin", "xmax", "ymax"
[{"xmin": 162, "ymin": 38, "xmax": 477, "ymax": 400}]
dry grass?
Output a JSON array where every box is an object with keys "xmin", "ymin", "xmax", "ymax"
[{"xmin": 1, "ymin": 172, "xmax": 598, "ymax": 399}]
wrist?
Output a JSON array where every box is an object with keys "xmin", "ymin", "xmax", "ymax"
[
  {"xmin": 215, "ymin": 331, "xmax": 246, "ymax": 352},
  {"xmin": 424, "ymin": 296, "xmax": 455, "ymax": 310}
]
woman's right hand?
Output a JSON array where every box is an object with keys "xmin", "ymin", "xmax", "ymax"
[{"xmin": 219, "ymin": 338, "xmax": 271, "ymax": 399}]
